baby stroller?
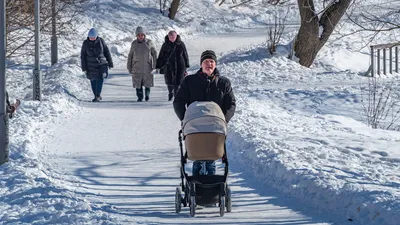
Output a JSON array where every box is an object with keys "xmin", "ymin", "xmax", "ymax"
[{"xmin": 175, "ymin": 101, "xmax": 232, "ymax": 217}]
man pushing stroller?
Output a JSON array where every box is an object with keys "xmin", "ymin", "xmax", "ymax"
[{"xmin": 173, "ymin": 50, "xmax": 236, "ymax": 176}]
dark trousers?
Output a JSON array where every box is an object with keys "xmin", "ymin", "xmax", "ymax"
[
  {"xmin": 90, "ymin": 79, "xmax": 104, "ymax": 98},
  {"xmin": 167, "ymin": 84, "xmax": 179, "ymax": 96},
  {"xmin": 136, "ymin": 87, "xmax": 150, "ymax": 100},
  {"xmin": 192, "ymin": 160, "xmax": 216, "ymax": 175}
]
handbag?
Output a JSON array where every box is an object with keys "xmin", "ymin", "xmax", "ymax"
[
  {"xmin": 159, "ymin": 46, "xmax": 176, "ymax": 74},
  {"xmin": 99, "ymin": 64, "xmax": 109, "ymax": 79}
]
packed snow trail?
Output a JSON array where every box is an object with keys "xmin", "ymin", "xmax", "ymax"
[{"xmin": 46, "ymin": 30, "xmax": 337, "ymax": 224}]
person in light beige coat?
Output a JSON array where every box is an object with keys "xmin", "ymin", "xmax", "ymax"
[{"xmin": 127, "ymin": 26, "xmax": 157, "ymax": 101}]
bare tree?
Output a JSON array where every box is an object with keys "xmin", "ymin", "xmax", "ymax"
[
  {"xmin": 5, "ymin": 0, "xmax": 88, "ymax": 62},
  {"xmin": 267, "ymin": 7, "xmax": 289, "ymax": 55},
  {"xmin": 293, "ymin": 0, "xmax": 353, "ymax": 67},
  {"xmin": 218, "ymin": 0, "xmax": 353, "ymax": 67},
  {"xmin": 167, "ymin": 0, "xmax": 189, "ymax": 20},
  {"xmin": 343, "ymin": 1, "xmax": 400, "ymax": 46},
  {"xmin": 158, "ymin": 0, "xmax": 170, "ymax": 14},
  {"xmin": 360, "ymin": 76, "xmax": 400, "ymax": 130}
]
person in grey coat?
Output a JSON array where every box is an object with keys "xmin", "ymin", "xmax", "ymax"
[
  {"xmin": 127, "ymin": 26, "xmax": 158, "ymax": 102},
  {"xmin": 80, "ymin": 28, "xmax": 113, "ymax": 102}
]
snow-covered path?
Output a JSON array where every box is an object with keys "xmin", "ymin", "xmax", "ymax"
[{"xmin": 45, "ymin": 30, "xmax": 335, "ymax": 224}]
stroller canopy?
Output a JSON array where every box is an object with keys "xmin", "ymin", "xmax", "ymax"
[{"xmin": 182, "ymin": 101, "xmax": 227, "ymax": 136}]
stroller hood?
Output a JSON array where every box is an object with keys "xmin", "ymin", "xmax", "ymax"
[{"xmin": 182, "ymin": 101, "xmax": 227, "ymax": 136}]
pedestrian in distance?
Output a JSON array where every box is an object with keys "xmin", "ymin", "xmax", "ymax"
[
  {"xmin": 127, "ymin": 26, "xmax": 158, "ymax": 102},
  {"xmin": 80, "ymin": 28, "xmax": 113, "ymax": 102},
  {"xmin": 173, "ymin": 50, "xmax": 236, "ymax": 175},
  {"xmin": 156, "ymin": 30, "xmax": 190, "ymax": 101}
]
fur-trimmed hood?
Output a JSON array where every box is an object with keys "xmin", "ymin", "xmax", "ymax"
[{"xmin": 164, "ymin": 34, "xmax": 182, "ymax": 44}]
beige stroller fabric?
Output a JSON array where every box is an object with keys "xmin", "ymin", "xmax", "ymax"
[
  {"xmin": 182, "ymin": 101, "xmax": 227, "ymax": 161},
  {"xmin": 182, "ymin": 101, "xmax": 227, "ymax": 136}
]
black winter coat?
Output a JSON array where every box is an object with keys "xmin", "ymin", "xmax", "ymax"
[
  {"xmin": 173, "ymin": 68, "xmax": 236, "ymax": 123},
  {"xmin": 156, "ymin": 35, "xmax": 189, "ymax": 85},
  {"xmin": 80, "ymin": 37, "xmax": 113, "ymax": 80}
]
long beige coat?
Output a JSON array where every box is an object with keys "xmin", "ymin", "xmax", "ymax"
[{"xmin": 127, "ymin": 38, "xmax": 157, "ymax": 88}]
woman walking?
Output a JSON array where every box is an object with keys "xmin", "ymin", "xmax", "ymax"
[
  {"xmin": 127, "ymin": 26, "xmax": 157, "ymax": 102},
  {"xmin": 156, "ymin": 30, "xmax": 189, "ymax": 101},
  {"xmin": 80, "ymin": 28, "xmax": 113, "ymax": 102}
]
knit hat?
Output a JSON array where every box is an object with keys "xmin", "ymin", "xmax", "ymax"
[
  {"xmin": 135, "ymin": 26, "xmax": 145, "ymax": 36},
  {"xmin": 88, "ymin": 28, "xmax": 97, "ymax": 38},
  {"xmin": 200, "ymin": 50, "xmax": 217, "ymax": 65}
]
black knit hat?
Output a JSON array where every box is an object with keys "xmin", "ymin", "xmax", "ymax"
[{"xmin": 200, "ymin": 50, "xmax": 217, "ymax": 65}]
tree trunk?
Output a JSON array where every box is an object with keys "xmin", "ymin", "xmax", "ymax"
[
  {"xmin": 169, "ymin": 0, "xmax": 180, "ymax": 20},
  {"xmin": 294, "ymin": 0, "xmax": 352, "ymax": 67}
]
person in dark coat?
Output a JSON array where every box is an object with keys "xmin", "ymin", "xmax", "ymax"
[
  {"xmin": 80, "ymin": 28, "xmax": 113, "ymax": 102},
  {"xmin": 173, "ymin": 50, "xmax": 236, "ymax": 176},
  {"xmin": 156, "ymin": 30, "xmax": 189, "ymax": 101}
]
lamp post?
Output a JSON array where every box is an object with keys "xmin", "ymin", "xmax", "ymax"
[
  {"xmin": 51, "ymin": 0, "xmax": 57, "ymax": 65},
  {"xmin": 33, "ymin": 0, "xmax": 42, "ymax": 101},
  {"xmin": 1, "ymin": 0, "xmax": 9, "ymax": 165}
]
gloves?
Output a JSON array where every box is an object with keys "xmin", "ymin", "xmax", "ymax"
[{"xmin": 102, "ymin": 72, "xmax": 108, "ymax": 78}]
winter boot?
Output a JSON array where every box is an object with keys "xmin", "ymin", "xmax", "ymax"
[
  {"xmin": 136, "ymin": 88, "xmax": 143, "ymax": 102},
  {"xmin": 145, "ymin": 87, "xmax": 150, "ymax": 101}
]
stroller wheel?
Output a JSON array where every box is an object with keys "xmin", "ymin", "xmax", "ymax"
[
  {"xmin": 226, "ymin": 186, "xmax": 232, "ymax": 212},
  {"xmin": 219, "ymin": 195, "xmax": 225, "ymax": 217},
  {"xmin": 183, "ymin": 185, "xmax": 189, "ymax": 207},
  {"xmin": 189, "ymin": 196, "xmax": 196, "ymax": 217},
  {"xmin": 175, "ymin": 187, "xmax": 182, "ymax": 213}
]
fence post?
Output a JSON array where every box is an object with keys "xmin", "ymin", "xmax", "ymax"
[
  {"xmin": 371, "ymin": 46, "xmax": 375, "ymax": 77},
  {"xmin": 370, "ymin": 43, "xmax": 400, "ymax": 76},
  {"xmin": 389, "ymin": 47, "xmax": 393, "ymax": 74},
  {"xmin": 383, "ymin": 48, "xmax": 386, "ymax": 75},
  {"xmin": 377, "ymin": 49, "xmax": 381, "ymax": 75},
  {"xmin": 396, "ymin": 47, "xmax": 399, "ymax": 73}
]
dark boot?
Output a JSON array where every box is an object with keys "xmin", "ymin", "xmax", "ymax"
[
  {"xmin": 167, "ymin": 85, "xmax": 174, "ymax": 101},
  {"xmin": 145, "ymin": 87, "xmax": 150, "ymax": 101},
  {"xmin": 136, "ymin": 88, "xmax": 143, "ymax": 101}
]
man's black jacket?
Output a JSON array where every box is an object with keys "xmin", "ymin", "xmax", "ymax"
[{"xmin": 173, "ymin": 68, "xmax": 236, "ymax": 123}]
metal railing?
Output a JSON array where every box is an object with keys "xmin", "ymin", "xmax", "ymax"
[{"xmin": 368, "ymin": 42, "xmax": 400, "ymax": 77}]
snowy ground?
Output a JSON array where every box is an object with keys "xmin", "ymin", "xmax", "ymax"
[{"xmin": 1, "ymin": 0, "xmax": 400, "ymax": 224}]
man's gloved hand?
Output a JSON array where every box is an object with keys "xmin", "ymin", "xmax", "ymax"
[{"xmin": 102, "ymin": 72, "xmax": 108, "ymax": 78}]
